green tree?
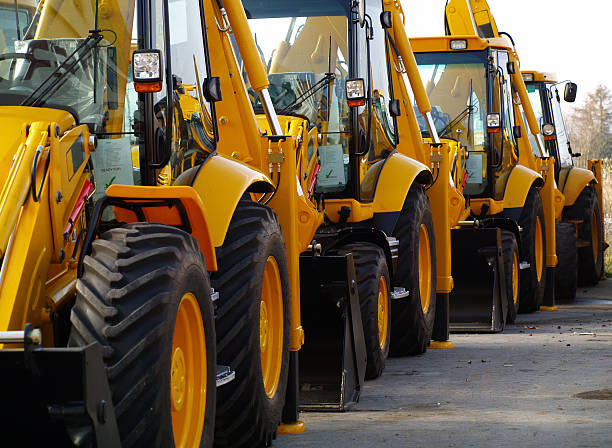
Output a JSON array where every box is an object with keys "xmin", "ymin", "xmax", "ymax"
[{"xmin": 567, "ymin": 84, "xmax": 612, "ymax": 159}]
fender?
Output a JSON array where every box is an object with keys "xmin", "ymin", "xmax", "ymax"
[
  {"xmin": 106, "ymin": 184, "xmax": 220, "ymax": 271},
  {"xmin": 502, "ymin": 165, "xmax": 544, "ymax": 220},
  {"xmin": 561, "ymin": 167, "xmax": 596, "ymax": 207},
  {"xmin": 191, "ymin": 153, "xmax": 274, "ymax": 250},
  {"xmin": 373, "ymin": 152, "xmax": 432, "ymax": 214}
]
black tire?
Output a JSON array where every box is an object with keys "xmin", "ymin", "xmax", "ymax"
[
  {"xmin": 518, "ymin": 188, "xmax": 547, "ymax": 313},
  {"xmin": 212, "ymin": 200, "xmax": 290, "ymax": 448},
  {"xmin": 389, "ymin": 185, "xmax": 437, "ymax": 357},
  {"xmin": 501, "ymin": 230, "xmax": 520, "ymax": 324},
  {"xmin": 563, "ymin": 186, "xmax": 603, "ymax": 286},
  {"xmin": 555, "ymin": 222, "xmax": 578, "ymax": 302},
  {"xmin": 69, "ymin": 223, "xmax": 216, "ymax": 448},
  {"xmin": 335, "ymin": 243, "xmax": 391, "ymax": 380}
]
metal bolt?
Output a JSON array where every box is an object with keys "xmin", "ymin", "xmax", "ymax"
[
  {"xmin": 56, "ymin": 191, "xmax": 63, "ymax": 203},
  {"xmin": 97, "ymin": 400, "xmax": 107, "ymax": 423}
]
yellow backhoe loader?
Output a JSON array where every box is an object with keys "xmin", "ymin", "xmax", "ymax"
[
  {"xmin": 239, "ymin": 0, "xmax": 462, "ymax": 384},
  {"xmin": 407, "ymin": 0, "xmax": 560, "ymax": 329},
  {"xmin": 522, "ymin": 70, "xmax": 607, "ymax": 300}
]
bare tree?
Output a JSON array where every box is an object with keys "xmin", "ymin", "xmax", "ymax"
[{"xmin": 567, "ymin": 84, "xmax": 612, "ymax": 160}]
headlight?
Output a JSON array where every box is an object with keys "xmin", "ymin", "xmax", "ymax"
[
  {"xmin": 487, "ymin": 113, "xmax": 501, "ymax": 131},
  {"xmin": 345, "ymin": 78, "xmax": 366, "ymax": 107},
  {"xmin": 522, "ymin": 73, "xmax": 534, "ymax": 82},
  {"xmin": 132, "ymin": 50, "xmax": 163, "ymax": 93},
  {"xmin": 450, "ymin": 39, "xmax": 468, "ymax": 50},
  {"xmin": 542, "ymin": 123, "xmax": 555, "ymax": 136}
]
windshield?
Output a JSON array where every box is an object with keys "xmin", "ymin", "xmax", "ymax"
[
  {"xmin": 526, "ymin": 84, "xmax": 547, "ymax": 157},
  {"xmin": 414, "ymin": 51, "xmax": 487, "ymax": 153},
  {"xmin": 0, "ymin": 0, "xmax": 131, "ymax": 130}
]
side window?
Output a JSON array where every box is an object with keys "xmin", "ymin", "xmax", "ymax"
[
  {"xmin": 360, "ymin": 0, "xmax": 396, "ymax": 201},
  {"xmin": 497, "ymin": 51, "xmax": 515, "ymax": 147},
  {"xmin": 163, "ymin": 0, "xmax": 216, "ymax": 183},
  {"xmin": 551, "ymin": 86, "xmax": 573, "ymax": 167}
]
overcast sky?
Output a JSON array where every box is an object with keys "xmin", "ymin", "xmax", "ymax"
[{"xmin": 400, "ymin": 0, "xmax": 612, "ymax": 111}]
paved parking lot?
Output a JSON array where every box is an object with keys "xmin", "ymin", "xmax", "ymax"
[{"xmin": 276, "ymin": 281, "xmax": 612, "ymax": 447}]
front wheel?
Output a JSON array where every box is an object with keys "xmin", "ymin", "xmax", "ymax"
[
  {"xmin": 390, "ymin": 185, "xmax": 437, "ymax": 356},
  {"xmin": 69, "ymin": 223, "xmax": 216, "ymax": 448},
  {"xmin": 212, "ymin": 200, "xmax": 290, "ymax": 448},
  {"xmin": 518, "ymin": 188, "xmax": 546, "ymax": 313},
  {"xmin": 563, "ymin": 186, "xmax": 603, "ymax": 286},
  {"xmin": 502, "ymin": 230, "xmax": 520, "ymax": 324},
  {"xmin": 555, "ymin": 222, "xmax": 578, "ymax": 302},
  {"xmin": 336, "ymin": 243, "xmax": 391, "ymax": 380}
]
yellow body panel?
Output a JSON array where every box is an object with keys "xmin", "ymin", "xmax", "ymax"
[
  {"xmin": 425, "ymin": 145, "xmax": 454, "ymax": 293},
  {"xmin": 325, "ymin": 200, "xmax": 374, "ymax": 224},
  {"xmin": 469, "ymin": 198, "xmax": 505, "ymax": 217},
  {"xmin": 190, "ymin": 154, "xmax": 274, "ymax": 249},
  {"xmin": 502, "ymin": 165, "xmax": 543, "ymax": 210},
  {"xmin": 540, "ymin": 158, "xmax": 558, "ymax": 267},
  {"xmin": 372, "ymin": 153, "xmax": 432, "ymax": 214},
  {"xmin": 561, "ymin": 167, "xmax": 596, "ymax": 207}
]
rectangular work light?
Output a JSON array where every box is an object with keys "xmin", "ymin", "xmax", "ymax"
[
  {"xmin": 345, "ymin": 78, "xmax": 366, "ymax": 107},
  {"xmin": 132, "ymin": 49, "xmax": 163, "ymax": 93}
]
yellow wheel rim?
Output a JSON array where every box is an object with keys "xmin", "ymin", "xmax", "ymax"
[
  {"xmin": 512, "ymin": 252, "xmax": 519, "ymax": 305},
  {"xmin": 418, "ymin": 224, "xmax": 432, "ymax": 314},
  {"xmin": 377, "ymin": 276, "xmax": 389, "ymax": 350},
  {"xmin": 592, "ymin": 209, "xmax": 599, "ymax": 260},
  {"xmin": 535, "ymin": 217, "xmax": 544, "ymax": 282},
  {"xmin": 260, "ymin": 256, "xmax": 283, "ymax": 399},
  {"xmin": 171, "ymin": 293, "xmax": 207, "ymax": 448}
]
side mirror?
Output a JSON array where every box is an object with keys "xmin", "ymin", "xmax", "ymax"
[
  {"xmin": 358, "ymin": 0, "xmax": 365, "ymax": 27},
  {"xmin": 380, "ymin": 11, "xmax": 393, "ymax": 29},
  {"xmin": 513, "ymin": 125, "xmax": 522, "ymax": 139},
  {"xmin": 506, "ymin": 61, "xmax": 516, "ymax": 75},
  {"xmin": 132, "ymin": 49, "xmax": 163, "ymax": 93},
  {"xmin": 389, "ymin": 99, "xmax": 401, "ymax": 117},
  {"xmin": 203, "ymin": 77, "xmax": 222, "ymax": 102},
  {"xmin": 564, "ymin": 82, "xmax": 577, "ymax": 103}
]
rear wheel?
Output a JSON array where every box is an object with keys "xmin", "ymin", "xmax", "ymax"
[
  {"xmin": 555, "ymin": 223, "xmax": 578, "ymax": 302},
  {"xmin": 335, "ymin": 243, "xmax": 391, "ymax": 380},
  {"xmin": 518, "ymin": 188, "xmax": 546, "ymax": 313},
  {"xmin": 212, "ymin": 200, "xmax": 290, "ymax": 448},
  {"xmin": 390, "ymin": 186, "xmax": 437, "ymax": 356},
  {"xmin": 69, "ymin": 223, "xmax": 216, "ymax": 448},
  {"xmin": 563, "ymin": 186, "xmax": 603, "ymax": 286},
  {"xmin": 501, "ymin": 231, "xmax": 520, "ymax": 324}
]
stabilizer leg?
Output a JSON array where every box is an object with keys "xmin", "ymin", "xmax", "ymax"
[{"xmin": 429, "ymin": 293, "xmax": 454, "ymax": 349}]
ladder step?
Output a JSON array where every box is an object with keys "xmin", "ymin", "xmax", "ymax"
[{"xmin": 216, "ymin": 365, "xmax": 235, "ymax": 387}]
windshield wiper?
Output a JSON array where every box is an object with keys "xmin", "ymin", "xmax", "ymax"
[
  {"xmin": 439, "ymin": 80, "xmax": 475, "ymax": 139},
  {"xmin": 277, "ymin": 72, "xmax": 335, "ymax": 116},
  {"xmin": 20, "ymin": 31, "xmax": 103, "ymax": 108}
]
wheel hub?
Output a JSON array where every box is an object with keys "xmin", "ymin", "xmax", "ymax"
[{"xmin": 171, "ymin": 347, "xmax": 186, "ymax": 412}]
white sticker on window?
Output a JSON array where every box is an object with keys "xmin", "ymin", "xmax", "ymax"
[
  {"xmin": 317, "ymin": 144, "xmax": 346, "ymax": 189},
  {"xmin": 466, "ymin": 152, "xmax": 483, "ymax": 184},
  {"xmin": 91, "ymin": 137, "xmax": 135, "ymax": 202}
]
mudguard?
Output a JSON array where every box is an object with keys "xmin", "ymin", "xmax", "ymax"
[
  {"xmin": 561, "ymin": 166, "xmax": 596, "ymax": 207},
  {"xmin": 373, "ymin": 152, "xmax": 432, "ymax": 213},
  {"xmin": 191, "ymin": 153, "xmax": 274, "ymax": 247},
  {"xmin": 502, "ymin": 165, "xmax": 544, "ymax": 221}
]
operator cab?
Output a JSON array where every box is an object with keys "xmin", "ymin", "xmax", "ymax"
[
  {"xmin": 411, "ymin": 36, "xmax": 545, "ymax": 201},
  {"xmin": 242, "ymin": 0, "xmax": 398, "ymax": 202}
]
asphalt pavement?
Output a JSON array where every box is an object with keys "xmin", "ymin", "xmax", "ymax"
[{"xmin": 275, "ymin": 280, "xmax": 612, "ymax": 447}]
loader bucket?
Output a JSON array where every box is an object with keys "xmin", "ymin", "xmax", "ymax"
[
  {"xmin": 298, "ymin": 253, "xmax": 367, "ymax": 411},
  {"xmin": 0, "ymin": 342, "xmax": 120, "ymax": 446},
  {"xmin": 449, "ymin": 227, "xmax": 507, "ymax": 332}
]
